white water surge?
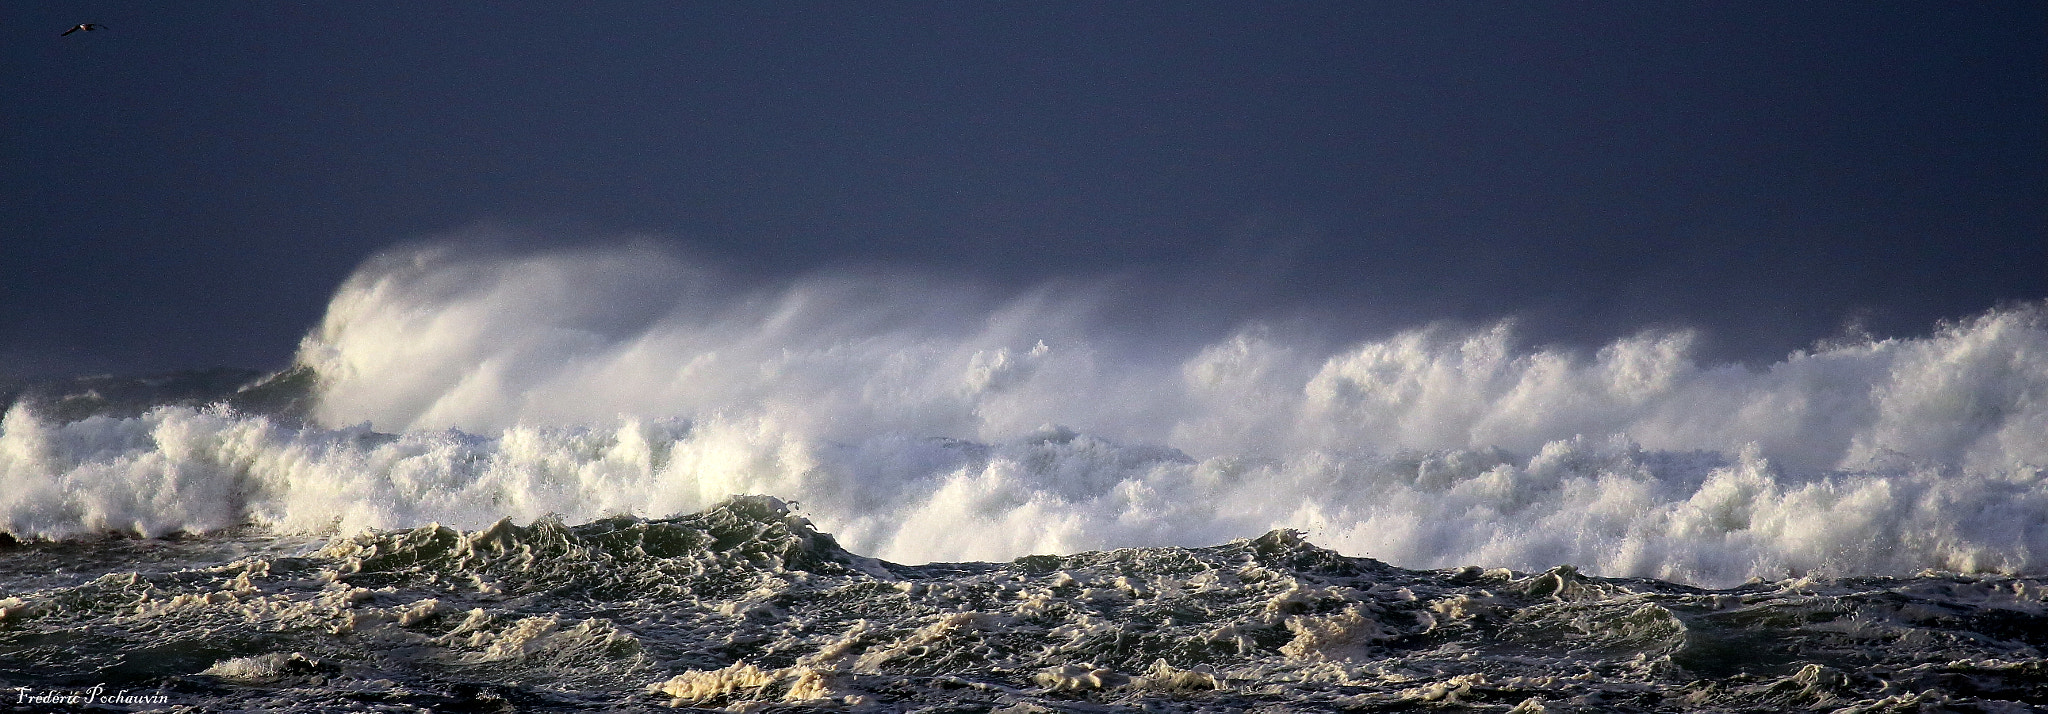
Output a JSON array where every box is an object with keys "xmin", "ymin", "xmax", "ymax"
[{"xmin": 4, "ymin": 242, "xmax": 2045, "ymax": 587}]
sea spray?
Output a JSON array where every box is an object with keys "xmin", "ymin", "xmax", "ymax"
[
  {"xmin": 3, "ymin": 243, "xmax": 2046, "ymax": 586},
  {"xmin": 301, "ymin": 244, "xmax": 2048, "ymax": 474},
  {"xmin": 4, "ymin": 400, "xmax": 2045, "ymax": 587},
  {"xmin": 6, "ymin": 242, "xmax": 2048, "ymax": 710}
]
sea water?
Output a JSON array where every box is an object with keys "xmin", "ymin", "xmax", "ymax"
[{"xmin": 3, "ymin": 243, "xmax": 2044, "ymax": 710}]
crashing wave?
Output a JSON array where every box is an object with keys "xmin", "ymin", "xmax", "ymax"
[{"xmin": 4, "ymin": 242, "xmax": 2045, "ymax": 587}]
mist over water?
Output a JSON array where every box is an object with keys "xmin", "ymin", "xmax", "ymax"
[
  {"xmin": 5, "ymin": 242, "xmax": 2046, "ymax": 587},
  {"xmin": 304, "ymin": 243, "xmax": 2048, "ymax": 470}
]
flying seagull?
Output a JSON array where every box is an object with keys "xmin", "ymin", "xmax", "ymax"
[{"xmin": 61, "ymin": 23, "xmax": 103, "ymax": 36}]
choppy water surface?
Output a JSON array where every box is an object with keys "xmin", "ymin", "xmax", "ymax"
[
  {"xmin": 4, "ymin": 244, "xmax": 2047, "ymax": 710},
  {"xmin": 3, "ymin": 497, "xmax": 2046, "ymax": 712}
]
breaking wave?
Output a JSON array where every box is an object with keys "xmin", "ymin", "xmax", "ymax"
[{"xmin": 4, "ymin": 242, "xmax": 2045, "ymax": 587}]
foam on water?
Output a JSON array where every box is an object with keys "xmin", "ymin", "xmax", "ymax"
[
  {"xmin": 7, "ymin": 497, "xmax": 2048, "ymax": 710},
  {"xmin": 4, "ymin": 242, "xmax": 2046, "ymax": 587}
]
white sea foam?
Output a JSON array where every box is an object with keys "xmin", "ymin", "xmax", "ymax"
[{"xmin": 4, "ymin": 242, "xmax": 2046, "ymax": 587}]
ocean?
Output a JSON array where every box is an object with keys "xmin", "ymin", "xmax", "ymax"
[{"xmin": 3, "ymin": 244, "xmax": 2045, "ymax": 711}]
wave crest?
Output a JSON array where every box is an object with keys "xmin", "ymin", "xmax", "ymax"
[{"xmin": 4, "ymin": 242, "xmax": 2045, "ymax": 586}]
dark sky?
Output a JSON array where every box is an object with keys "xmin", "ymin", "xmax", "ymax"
[{"xmin": 4, "ymin": 2, "xmax": 2044, "ymax": 377}]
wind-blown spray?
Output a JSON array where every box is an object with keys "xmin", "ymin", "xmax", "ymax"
[{"xmin": 4, "ymin": 242, "xmax": 2046, "ymax": 586}]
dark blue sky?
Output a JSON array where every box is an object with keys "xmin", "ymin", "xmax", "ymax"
[{"xmin": 4, "ymin": 2, "xmax": 2043, "ymax": 377}]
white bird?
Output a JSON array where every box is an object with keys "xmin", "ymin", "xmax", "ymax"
[{"xmin": 61, "ymin": 23, "xmax": 103, "ymax": 37}]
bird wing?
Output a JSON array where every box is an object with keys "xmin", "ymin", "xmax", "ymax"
[{"xmin": 61, "ymin": 26, "xmax": 79, "ymax": 36}]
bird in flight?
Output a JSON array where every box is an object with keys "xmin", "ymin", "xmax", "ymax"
[{"xmin": 61, "ymin": 23, "xmax": 104, "ymax": 36}]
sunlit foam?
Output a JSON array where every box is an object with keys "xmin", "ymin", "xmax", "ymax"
[{"xmin": 3, "ymin": 240, "xmax": 2045, "ymax": 587}]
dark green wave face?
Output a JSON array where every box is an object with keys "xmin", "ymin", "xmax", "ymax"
[
  {"xmin": 4, "ymin": 497, "xmax": 2045, "ymax": 712},
  {"xmin": 0, "ymin": 367, "xmax": 309, "ymax": 424}
]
